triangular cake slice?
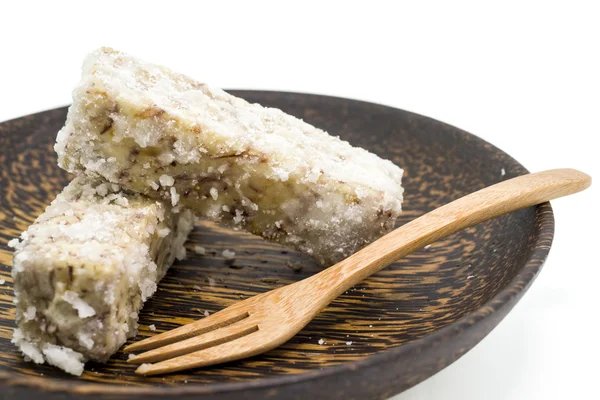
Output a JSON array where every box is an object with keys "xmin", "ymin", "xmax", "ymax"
[{"xmin": 55, "ymin": 48, "xmax": 404, "ymax": 266}]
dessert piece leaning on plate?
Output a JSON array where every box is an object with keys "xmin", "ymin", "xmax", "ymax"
[
  {"xmin": 9, "ymin": 177, "xmax": 193, "ymax": 375},
  {"xmin": 55, "ymin": 47, "xmax": 404, "ymax": 266}
]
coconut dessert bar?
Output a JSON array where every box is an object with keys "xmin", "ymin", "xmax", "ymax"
[
  {"xmin": 9, "ymin": 177, "xmax": 193, "ymax": 375},
  {"xmin": 55, "ymin": 47, "xmax": 404, "ymax": 266}
]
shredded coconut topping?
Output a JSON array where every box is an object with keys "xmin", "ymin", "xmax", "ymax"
[
  {"xmin": 63, "ymin": 291, "xmax": 96, "ymax": 318},
  {"xmin": 170, "ymin": 186, "xmax": 180, "ymax": 206},
  {"xmin": 9, "ymin": 177, "xmax": 194, "ymax": 375},
  {"xmin": 53, "ymin": 47, "xmax": 404, "ymax": 266},
  {"xmin": 159, "ymin": 175, "xmax": 174, "ymax": 187}
]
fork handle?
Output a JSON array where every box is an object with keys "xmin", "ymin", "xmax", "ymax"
[{"xmin": 311, "ymin": 168, "xmax": 591, "ymax": 302}]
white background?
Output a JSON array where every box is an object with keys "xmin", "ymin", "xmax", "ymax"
[{"xmin": 1, "ymin": 1, "xmax": 598, "ymax": 399}]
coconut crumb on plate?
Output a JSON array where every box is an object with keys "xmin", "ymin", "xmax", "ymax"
[
  {"xmin": 206, "ymin": 277, "xmax": 217, "ymax": 287},
  {"xmin": 222, "ymin": 249, "xmax": 236, "ymax": 259},
  {"xmin": 137, "ymin": 363, "xmax": 152, "ymax": 375}
]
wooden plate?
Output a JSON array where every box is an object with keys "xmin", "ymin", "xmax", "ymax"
[{"xmin": 0, "ymin": 91, "xmax": 553, "ymax": 399}]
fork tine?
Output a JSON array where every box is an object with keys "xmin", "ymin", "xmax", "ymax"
[
  {"xmin": 128, "ymin": 320, "xmax": 258, "ymax": 364},
  {"xmin": 124, "ymin": 310, "xmax": 250, "ymax": 353},
  {"xmin": 135, "ymin": 330, "xmax": 268, "ymax": 376}
]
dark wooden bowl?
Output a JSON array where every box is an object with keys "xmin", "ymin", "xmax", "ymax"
[{"xmin": 0, "ymin": 91, "xmax": 553, "ymax": 399}]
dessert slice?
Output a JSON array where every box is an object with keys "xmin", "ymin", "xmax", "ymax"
[
  {"xmin": 55, "ymin": 47, "xmax": 404, "ymax": 266},
  {"xmin": 9, "ymin": 177, "xmax": 193, "ymax": 375}
]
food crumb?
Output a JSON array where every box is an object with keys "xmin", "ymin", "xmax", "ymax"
[
  {"xmin": 159, "ymin": 175, "xmax": 175, "ymax": 187},
  {"xmin": 369, "ymin": 325, "xmax": 372, "ymax": 328},
  {"xmin": 206, "ymin": 277, "xmax": 217, "ymax": 286},
  {"xmin": 0, "ymin": 279, "xmax": 5, "ymax": 285},
  {"xmin": 96, "ymin": 183, "xmax": 109, "ymax": 197},
  {"xmin": 194, "ymin": 246, "xmax": 206, "ymax": 255},
  {"xmin": 210, "ymin": 187, "xmax": 218, "ymax": 200},
  {"xmin": 138, "ymin": 364, "xmax": 152, "ymax": 374},
  {"xmin": 467, "ymin": 275, "xmax": 475, "ymax": 280},
  {"xmin": 158, "ymin": 175, "xmax": 175, "ymax": 189},
  {"xmin": 114, "ymin": 196, "xmax": 129, "ymax": 207},
  {"xmin": 128, "ymin": 353, "xmax": 136, "ymax": 360},
  {"xmin": 318, "ymin": 338, "xmax": 325, "ymax": 345},
  {"xmin": 222, "ymin": 249, "xmax": 235, "ymax": 259},
  {"xmin": 170, "ymin": 186, "xmax": 180, "ymax": 206},
  {"xmin": 285, "ymin": 261, "xmax": 303, "ymax": 272},
  {"xmin": 203, "ymin": 310, "xmax": 210, "ymax": 317},
  {"xmin": 193, "ymin": 285, "xmax": 202, "ymax": 291},
  {"xmin": 149, "ymin": 324, "xmax": 156, "ymax": 331},
  {"xmin": 501, "ymin": 168, "xmax": 506, "ymax": 176},
  {"xmin": 423, "ymin": 244, "xmax": 431, "ymax": 250},
  {"xmin": 346, "ymin": 341, "xmax": 353, "ymax": 346},
  {"xmin": 157, "ymin": 227, "xmax": 171, "ymax": 238},
  {"xmin": 149, "ymin": 180, "xmax": 159, "ymax": 190}
]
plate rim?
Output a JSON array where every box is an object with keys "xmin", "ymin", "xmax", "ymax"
[{"xmin": 0, "ymin": 92, "xmax": 555, "ymax": 397}]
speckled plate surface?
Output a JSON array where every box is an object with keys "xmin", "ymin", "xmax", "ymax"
[{"xmin": 0, "ymin": 91, "xmax": 553, "ymax": 399}]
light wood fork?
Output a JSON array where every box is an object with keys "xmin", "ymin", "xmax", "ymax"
[{"xmin": 126, "ymin": 168, "xmax": 591, "ymax": 375}]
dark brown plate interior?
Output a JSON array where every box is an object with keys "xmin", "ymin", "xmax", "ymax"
[{"xmin": 0, "ymin": 91, "xmax": 553, "ymax": 399}]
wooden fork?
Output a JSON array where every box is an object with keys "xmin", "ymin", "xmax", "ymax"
[{"xmin": 126, "ymin": 168, "xmax": 591, "ymax": 375}]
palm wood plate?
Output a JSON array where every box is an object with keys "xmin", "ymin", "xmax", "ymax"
[{"xmin": 0, "ymin": 91, "xmax": 553, "ymax": 399}]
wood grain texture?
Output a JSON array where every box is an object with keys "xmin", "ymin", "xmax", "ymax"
[{"xmin": 0, "ymin": 91, "xmax": 555, "ymax": 399}]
